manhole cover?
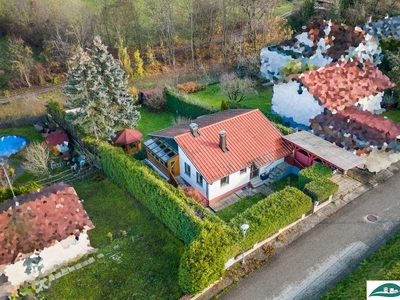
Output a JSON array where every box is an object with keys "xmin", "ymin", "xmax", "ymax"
[{"xmin": 366, "ymin": 215, "xmax": 378, "ymax": 223}]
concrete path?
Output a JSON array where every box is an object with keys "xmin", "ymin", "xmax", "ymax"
[{"xmin": 219, "ymin": 170, "xmax": 400, "ymax": 300}]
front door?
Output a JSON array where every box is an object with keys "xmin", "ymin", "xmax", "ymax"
[{"xmin": 250, "ymin": 165, "xmax": 259, "ymax": 179}]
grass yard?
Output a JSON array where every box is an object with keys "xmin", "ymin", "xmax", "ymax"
[
  {"xmin": 216, "ymin": 193, "xmax": 265, "ymax": 222},
  {"xmin": 136, "ymin": 107, "xmax": 175, "ymax": 140},
  {"xmin": 270, "ymin": 174, "xmax": 299, "ymax": 192},
  {"xmin": 191, "ymin": 83, "xmax": 273, "ymax": 114},
  {"xmin": 40, "ymin": 177, "xmax": 185, "ymax": 300},
  {"xmin": 275, "ymin": 0, "xmax": 298, "ymax": 16},
  {"xmin": 322, "ymin": 231, "xmax": 400, "ymax": 299},
  {"xmin": 0, "ymin": 125, "xmax": 43, "ymax": 142},
  {"xmin": 382, "ymin": 108, "xmax": 400, "ymax": 123}
]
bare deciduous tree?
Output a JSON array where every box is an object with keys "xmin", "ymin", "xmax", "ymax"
[
  {"xmin": 21, "ymin": 142, "xmax": 50, "ymax": 177},
  {"xmin": 220, "ymin": 72, "xmax": 255, "ymax": 102},
  {"xmin": 8, "ymin": 36, "xmax": 34, "ymax": 89}
]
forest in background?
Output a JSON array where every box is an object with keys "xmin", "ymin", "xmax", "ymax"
[{"xmin": 0, "ymin": 0, "xmax": 399, "ymax": 94}]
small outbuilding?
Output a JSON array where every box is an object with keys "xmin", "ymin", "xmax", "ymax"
[{"xmin": 114, "ymin": 129, "xmax": 143, "ymax": 155}]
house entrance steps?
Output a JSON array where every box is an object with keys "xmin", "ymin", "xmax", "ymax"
[
  {"xmin": 250, "ymin": 161, "xmax": 292, "ymax": 188},
  {"xmin": 174, "ymin": 175, "xmax": 187, "ymax": 188}
]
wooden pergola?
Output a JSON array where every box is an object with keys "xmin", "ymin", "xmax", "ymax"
[{"xmin": 283, "ymin": 130, "xmax": 367, "ymax": 173}]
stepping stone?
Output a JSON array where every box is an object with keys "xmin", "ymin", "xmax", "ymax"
[
  {"xmin": 97, "ymin": 253, "xmax": 104, "ymax": 259},
  {"xmin": 75, "ymin": 263, "xmax": 83, "ymax": 270},
  {"xmin": 68, "ymin": 266, "xmax": 75, "ymax": 272},
  {"xmin": 49, "ymin": 274, "xmax": 55, "ymax": 281},
  {"xmin": 61, "ymin": 268, "xmax": 69, "ymax": 275},
  {"xmin": 88, "ymin": 257, "xmax": 95, "ymax": 264},
  {"xmin": 55, "ymin": 272, "xmax": 62, "ymax": 279},
  {"xmin": 82, "ymin": 261, "xmax": 88, "ymax": 266}
]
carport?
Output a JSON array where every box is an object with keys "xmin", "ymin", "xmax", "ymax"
[{"xmin": 283, "ymin": 130, "xmax": 367, "ymax": 173}]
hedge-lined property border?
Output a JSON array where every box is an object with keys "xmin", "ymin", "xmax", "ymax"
[
  {"xmin": 304, "ymin": 179, "xmax": 339, "ymax": 202},
  {"xmin": 298, "ymin": 163, "xmax": 332, "ymax": 190},
  {"xmin": 164, "ymin": 86, "xmax": 218, "ymax": 119}
]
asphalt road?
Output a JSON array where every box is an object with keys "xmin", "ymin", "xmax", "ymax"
[{"xmin": 219, "ymin": 172, "xmax": 400, "ymax": 300}]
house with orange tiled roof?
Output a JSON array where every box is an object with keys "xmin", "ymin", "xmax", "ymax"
[
  {"xmin": 144, "ymin": 109, "xmax": 292, "ymax": 204},
  {"xmin": 0, "ymin": 182, "xmax": 94, "ymax": 292},
  {"xmin": 271, "ymin": 59, "xmax": 395, "ymax": 129}
]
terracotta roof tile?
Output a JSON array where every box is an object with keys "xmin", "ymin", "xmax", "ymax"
[
  {"xmin": 300, "ymin": 59, "xmax": 395, "ymax": 110},
  {"xmin": 174, "ymin": 109, "xmax": 292, "ymax": 183},
  {"xmin": 0, "ymin": 182, "xmax": 93, "ymax": 265}
]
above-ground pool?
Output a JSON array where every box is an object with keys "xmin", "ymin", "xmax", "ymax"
[{"xmin": 0, "ymin": 135, "xmax": 27, "ymax": 157}]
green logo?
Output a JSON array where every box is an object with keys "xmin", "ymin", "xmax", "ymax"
[{"xmin": 370, "ymin": 283, "xmax": 400, "ymax": 297}]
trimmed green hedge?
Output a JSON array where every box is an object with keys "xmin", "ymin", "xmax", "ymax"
[
  {"xmin": 0, "ymin": 182, "xmax": 43, "ymax": 202},
  {"xmin": 298, "ymin": 163, "xmax": 332, "ymax": 190},
  {"xmin": 164, "ymin": 86, "xmax": 218, "ymax": 119},
  {"xmin": 179, "ymin": 222, "xmax": 232, "ymax": 294},
  {"xmin": 304, "ymin": 179, "xmax": 339, "ymax": 202},
  {"xmin": 273, "ymin": 122, "xmax": 294, "ymax": 135},
  {"xmin": 230, "ymin": 187, "xmax": 312, "ymax": 250},
  {"xmin": 226, "ymin": 100, "xmax": 283, "ymax": 124},
  {"xmin": 96, "ymin": 140, "xmax": 219, "ymax": 245}
]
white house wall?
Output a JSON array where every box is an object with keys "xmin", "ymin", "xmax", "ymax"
[
  {"xmin": 356, "ymin": 92, "xmax": 385, "ymax": 114},
  {"xmin": 272, "ymin": 81, "xmax": 324, "ymax": 127},
  {"xmin": 178, "ymin": 147, "xmax": 207, "ymax": 197},
  {"xmin": 4, "ymin": 231, "xmax": 94, "ymax": 287},
  {"xmin": 208, "ymin": 168, "xmax": 250, "ymax": 201},
  {"xmin": 260, "ymin": 157, "xmax": 285, "ymax": 174}
]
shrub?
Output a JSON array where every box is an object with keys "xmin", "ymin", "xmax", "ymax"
[
  {"xmin": 230, "ymin": 186, "xmax": 311, "ymax": 250},
  {"xmin": 0, "ymin": 182, "xmax": 43, "ymax": 202},
  {"xmin": 220, "ymin": 100, "xmax": 230, "ymax": 111},
  {"xmin": 177, "ymin": 81, "xmax": 208, "ymax": 94},
  {"xmin": 298, "ymin": 163, "xmax": 332, "ymax": 190},
  {"xmin": 164, "ymin": 86, "xmax": 217, "ymax": 119},
  {"xmin": 304, "ymin": 179, "xmax": 339, "ymax": 202},
  {"xmin": 21, "ymin": 142, "xmax": 50, "ymax": 177},
  {"xmin": 273, "ymin": 122, "xmax": 294, "ymax": 135},
  {"xmin": 142, "ymin": 89, "xmax": 166, "ymax": 111}
]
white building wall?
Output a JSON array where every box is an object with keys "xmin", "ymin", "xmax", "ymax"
[
  {"xmin": 259, "ymin": 157, "xmax": 285, "ymax": 174},
  {"xmin": 272, "ymin": 81, "xmax": 325, "ymax": 127},
  {"xmin": 178, "ymin": 147, "xmax": 207, "ymax": 197},
  {"xmin": 3, "ymin": 231, "xmax": 94, "ymax": 287},
  {"xmin": 356, "ymin": 92, "xmax": 385, "ymax": 114},
  {"xmin": 208, "ymin": 168, "xmax": 250, "ymax": 201}
]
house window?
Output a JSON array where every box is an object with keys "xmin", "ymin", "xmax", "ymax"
[
  {"xmin": 184, "ymin": 163, "xmax": 191, "ymax": 177},
  {"xmin": 220, "ymin": 176, "xmax": 229, "ymax": 186},
  {"xmin": 240, "ymin": 168, "xmax": 247, "ymax": 174},
  {"xmin": 196, "ymin": 172, "xmax": 203, "ymax": 186}
]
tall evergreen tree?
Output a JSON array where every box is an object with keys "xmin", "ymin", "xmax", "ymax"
[{"xmin": 63, "ymin": 36, "xmax": 140, "ymax": 140}]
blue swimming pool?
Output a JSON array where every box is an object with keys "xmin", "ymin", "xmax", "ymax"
[{"xmin": 0, "ymin": 135, "xmax": 27, "ymax": 157}]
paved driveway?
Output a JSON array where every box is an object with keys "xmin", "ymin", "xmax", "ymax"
[{"xmin": 219, "ymin": 172, "xmax": 400, "ymax": 300}]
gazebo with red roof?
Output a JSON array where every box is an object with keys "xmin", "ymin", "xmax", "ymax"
[{"xmin": 113, "ymin": 129, "xmax": 143, "ymax": 155}]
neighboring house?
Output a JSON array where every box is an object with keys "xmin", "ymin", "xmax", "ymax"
[
  {"xmin": 271, "ymin": 59, "xmax": 395, "ymax": 128},
  {"xmin": 362, "ymin": 15, "xmax": 400, "ymax": 42},
  {"xmin": 144, "ymin": 109, "xmax": 292, "ymax": 204},
  {"xmin": 260, "ymin": 21, "xmax": 381, "ymax": 82},
  {"xmin": 0, "ymin": 182, "xmax": 94, "ymax": 292}
]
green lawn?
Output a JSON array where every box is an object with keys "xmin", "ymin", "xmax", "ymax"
[
  {"xmin": 216, "ymin": 193, "xmax": 265, "ymax": 222},
  {"xmin": 382, "ymin": 108, "xmax": 400, "ymax": 123},
  {"xmin": 270, "ymin": 174, "xmax": 299, "ymax": 192},
  {"xmin": 191, "ymin": 83, "xmax": 273, "ymax": 113},
  {"xmin": 40, "ymin": 178, "xmax": 185, "ymax": 300},
  {"xmin": 275, "ymin": 0, "xmax": 298, "ymax": 16},
  {"xmin": 322, "ymin": 231, "xmax": 400, "ymax": 300},
  {"xmin": 0, "ymin": 125, "xmax": 43, "ymax": 142},
  {"xmin": 136, "ymin": 107, "xmax": 175, "ymax": 140}
]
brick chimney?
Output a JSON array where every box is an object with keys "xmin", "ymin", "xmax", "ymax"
[
  {"xmin": 219, "ymin": 130, "xmax": 228, "ymax": 152},
  {"xmin": 190, "ymin": 123, "xmax": 199, "ymax": 137}
]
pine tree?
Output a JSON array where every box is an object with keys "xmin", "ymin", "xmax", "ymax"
[
  {"xmin": 117, "ymin": 40, "xmax": 134, "ymax": 79},
  {"xmin": 220, "ymin": 100, "xmax": 230, "ymax": 111},
  {"xmin": 133, "ymin": 49, "xmax": 145, "ymax": 77},
  {"xmin": 63, "ymin": 36, "xmax": 141, "ymax": 140}
]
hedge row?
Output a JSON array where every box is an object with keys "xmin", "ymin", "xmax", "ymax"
[
  {"xmin": 273, "ymin": 122, "xmax": 294, "ymax": 136},
  {"xmin": 0, "ymin": 182, "xmax": 43, "ymax": 202},
  {"xmin": 164, "ymin": 86, "xmax": 218, "ymax": 119},
  {"xmin": 298, "ymin": 163, "xmax": 332, "ymax": 190},
  {"xmin": 304, "ymin": 179, "xmax": 339, "ymax": 202},
  {"xmin": 226, "ymin": 100, "xmax": 283, "ymax": 124},
  {"xmin": 95, "ymin": 140, "xmax": 219, "ymax": 245},
  {"xmin": 230, "ymin": 186, "xmax": 312, "ymax": 251}
]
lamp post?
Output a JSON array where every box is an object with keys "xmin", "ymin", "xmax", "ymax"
[
  {"xmin": 0, "ymin": 156, "xmax": 18, "ymax": 206},
  {"xmin": 240, "ymin": 223, "xmax": 250, "ymax": 265}
]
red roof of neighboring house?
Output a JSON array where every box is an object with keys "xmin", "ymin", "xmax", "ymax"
[
  {"xmin": 300, "ymin": 59, "xmax": 395, "ymax": 111},
  {"xmin": 45, "ymin": 130, "xmax": 69, "ymax": 146},
  {"xmin": 0, "ymin": 182, "xmax": 94, "ymax": 265},
  {"xmin": 174, "ymin": 109, "xmax": 292, "ymax": 183},
  {"xmin": 338, "ymin": 106, "xmax": 400, "ymax": 140},
  {"xmin": 114, "ymin": 129, "xmax": 143, "ymax": 145}
]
